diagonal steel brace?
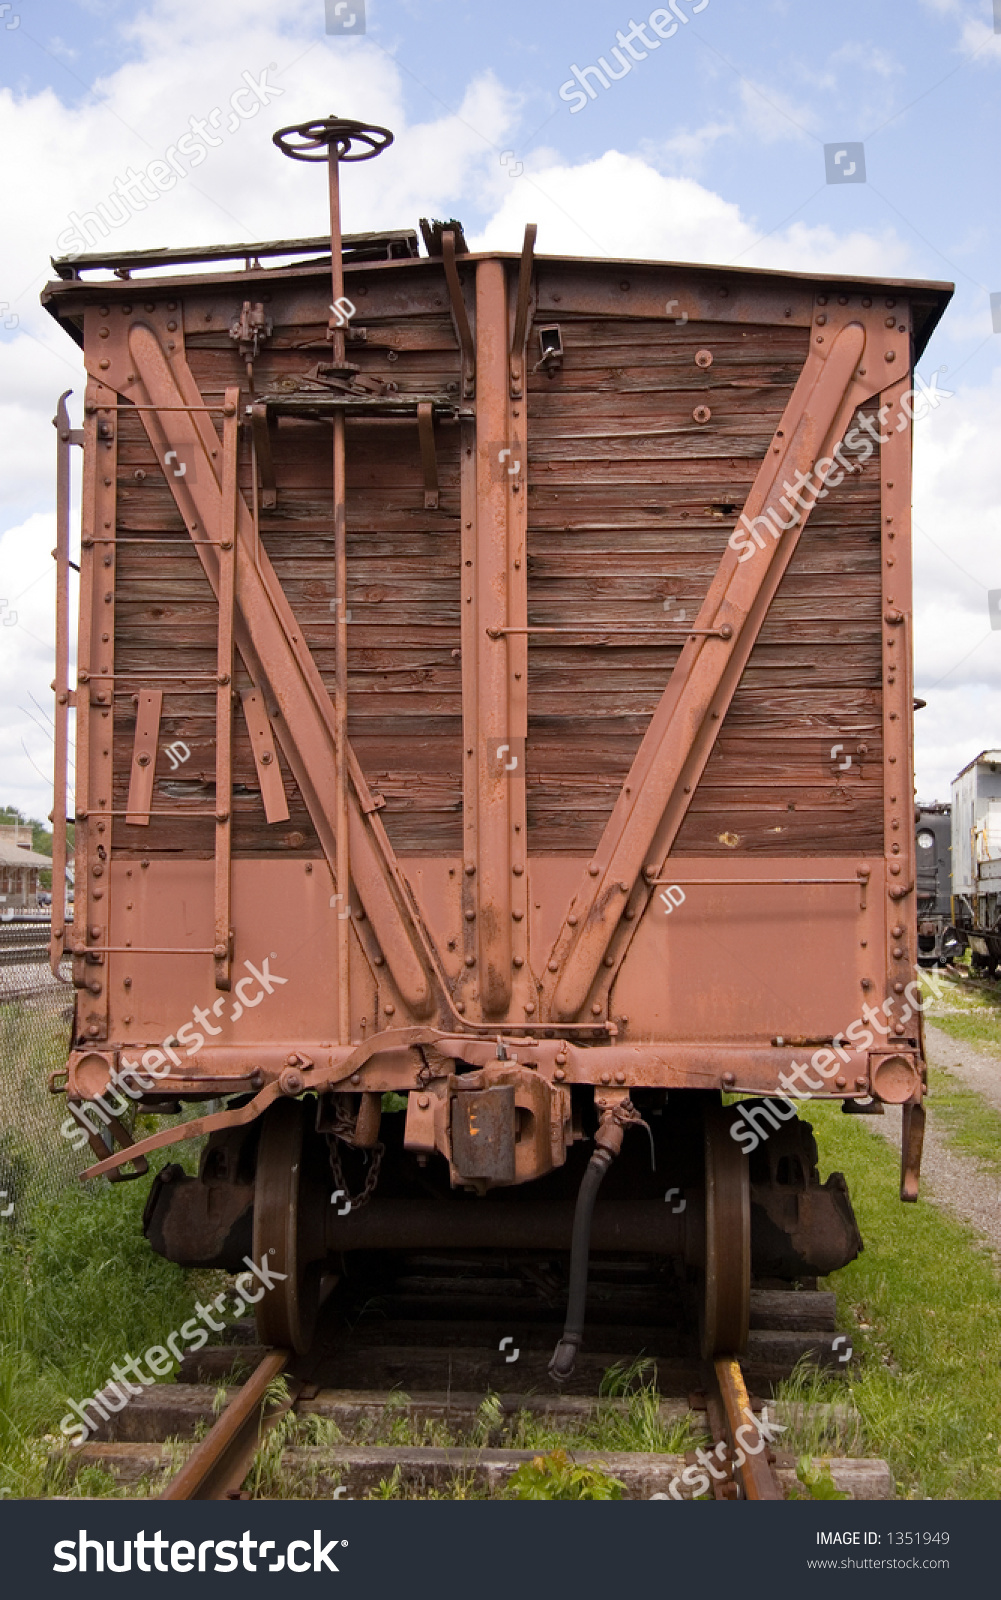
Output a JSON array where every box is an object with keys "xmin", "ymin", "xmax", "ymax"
[{"xmin": 546, "ymin": 312, "xmax": 888, "ymax": 1020}]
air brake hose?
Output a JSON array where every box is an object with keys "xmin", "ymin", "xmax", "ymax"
[{"xmin": 548, "ymin": 1100, "xmax": 645, "ymax": 1383}]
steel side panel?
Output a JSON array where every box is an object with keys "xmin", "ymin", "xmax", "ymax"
[
  {"xmin": 611, "ymin": 859, "xmax": 880, "ymax": 1043},
  {"xmin": 105, "ymin": 856, "xmax": 881, "ymax": 1055}
]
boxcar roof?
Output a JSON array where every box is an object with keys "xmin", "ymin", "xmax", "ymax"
[
  {"xmin": 42, "ymin": 237, "xmax": 953, "ymax": 361},
  {"xmin": 953, "ymin": 749, "xmax": 1001, "ymax": 783}
]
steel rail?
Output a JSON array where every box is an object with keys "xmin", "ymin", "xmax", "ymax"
[
  {"xmin": 159, "ymin": 1348, "xmax": 293, "ymax": 1501},
  {"xmin": 711, "ymin": 1356, "xmax": 783, "ymax": 1501}
]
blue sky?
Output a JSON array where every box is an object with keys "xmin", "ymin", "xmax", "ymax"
[{"xmin": 1, "ymin": 0, "xmax": 999, "ymax": 812}]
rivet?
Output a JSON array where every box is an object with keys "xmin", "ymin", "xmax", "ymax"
[
  {"xmin": 588, "ymin": 863, "xmax": 599, "ymax": 876},
  {"xmin": 614, "ymin": 1071, "xmax": 625, "ymax": 1084},
  {"xmin": 592, "ymin": 1004, "xmax": 603, "ymax": 1016},
  {"xmin": 524, "ymin": 1002, "xmax": 535, "ymax": 1014},
  {"xmin": 723, "ymin": 1072, "xmax": 735, "ymax": 1086},
  {"xmin": 835, "ymin": 1076, "xmax": 846, "ymax": 1089},
  {"xmin": 418, "ymin": 1094, "xmax": 430, "ymax": 1109},
  {"xmin": 567, "ymin": 914, "xmax": 578, "ymax": 926},
  {"xmin": 554, "ymin": 1068, "xmax": 566, "ymax": 1081},
  {"xmin": 384, "ymin": 1003, "xmax": 395, "ymax": 1015},
  {"xmin": 513, "ymin": 956, "xmax": 524, "ymax": 967},
  {"xmin": 548, "ymin": 961, "xmax": 559, "ymax": 972}
]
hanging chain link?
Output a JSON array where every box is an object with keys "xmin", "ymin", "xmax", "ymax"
[
  {"xmin": 327, "ymin": 1137, "xmax": 384, "ymax": 1211},
  {"xmin": 325, "ymin": 1095, "xmax": 385, "ymax": 1211}
]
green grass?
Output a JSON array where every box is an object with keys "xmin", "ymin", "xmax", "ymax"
[
  {"xmin": 806, "ymin": 1098, "xmax": 1001, "ymax": 1500},
  {"xmin": 0, "ymin": 1171, "xmax": 226, "ymax": 1497},
  {"xmin": 919, "ymin": 967, "xmax": 1001, "ymax": 1052},
  {"xmin": 925, "ymin": 1065, "xmax": 1001, "ymax": 1179}
]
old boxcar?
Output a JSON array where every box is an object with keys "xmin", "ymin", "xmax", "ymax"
[
  {"xmin": 951, "ymin": 749, "xmax": 1001, "ymax": 976},
  {"xmin": 915, "ymin": 801, "xmax": 955, "ymax": 966},
  {"xmin": 41, "ymin": 117, "xmax": 951, "ymax": 1364}
]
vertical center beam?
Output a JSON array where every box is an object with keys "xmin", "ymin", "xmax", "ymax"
[{"xmin": 470, "ymin": 259, "xmax": 526, "ymax": 1017}]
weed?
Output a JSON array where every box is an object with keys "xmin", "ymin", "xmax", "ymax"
[
  {"xmin": 794, "ymin": 1456, "xmax": 849, "ymax": 1500},
  {"xmin": 503, "ymin": 1449, "xmax": 624, "ymax": 1501}
]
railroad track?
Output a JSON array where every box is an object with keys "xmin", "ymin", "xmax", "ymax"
[{"xmin": 70, "ymin": 1257, "xmax": 893, "ymax": 1502}]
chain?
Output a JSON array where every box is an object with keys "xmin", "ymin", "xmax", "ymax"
[{"xmin": 327, "ymin": 1135, "xmax": 384, "ymax": 1212}]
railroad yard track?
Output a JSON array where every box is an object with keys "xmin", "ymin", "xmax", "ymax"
[{"xmin": 70, "ymin": 1256, "xmax": 893, "ymax": 1502}]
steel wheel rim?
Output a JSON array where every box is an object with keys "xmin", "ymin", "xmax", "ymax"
[
  {"xmin": 701, "ymin": 1099, "xmax": 751, "ymax": 1359},
  {"xmin": 252, "ymin": 1099, "xmax": 321, "ymax": 1354}
]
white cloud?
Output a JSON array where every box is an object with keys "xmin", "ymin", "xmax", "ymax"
[
  {"xmin": 0, "ymin": 511, "xmax": 71, "ymax": 822},
  {"xmin": 911, "ymin": 365, "xmax": 1001, "ymax": 795},
  {"xmin": 737, "ymin": 78, "xmax": 818, "ymax": 143},
  {"xmin": 0, "ymin": 0, "xmax": 994, "ymax": 819},
  {"xmin": 473, "ymin": 148, "xmax": 912, "ymax": 278}
]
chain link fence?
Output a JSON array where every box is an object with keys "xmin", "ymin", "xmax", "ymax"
[{"xmin": 0, "ymin": 919, "xmax": 84, "ymax": 1226}]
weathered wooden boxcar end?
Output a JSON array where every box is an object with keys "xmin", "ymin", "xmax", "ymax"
[{"xmin": 42, "ymin": 117, "xmax": 952, "ymax": 1364}]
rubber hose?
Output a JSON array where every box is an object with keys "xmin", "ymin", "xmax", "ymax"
[{"xmin": 548, "ymin": 1148, "xmax": 613, "ymax": 1382}]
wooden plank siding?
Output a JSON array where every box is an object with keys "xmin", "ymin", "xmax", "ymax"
[{"xmin": 109, "ymin": 294, "xmax": 881, "ymax": 862}]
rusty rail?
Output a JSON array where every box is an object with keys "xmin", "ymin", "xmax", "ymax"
[
  {"xmin": 709, "ymin": 1356, "xmax": 783, "ymax": 1501},
  {"xmin": 159, "ymin": 1348, "xmax": 292, "ymax": 1501}
]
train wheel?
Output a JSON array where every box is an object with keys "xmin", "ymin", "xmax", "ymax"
[
  {"xmin": 700, "ymin": 1099, "xmax": 750, "ymax": 1359},
  {"xmin": 252, "ymin": 1098, "xmax": 326, "ymax": 1354}
]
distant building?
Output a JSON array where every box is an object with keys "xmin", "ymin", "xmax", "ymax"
[
  {"xmin": 951, "ymin": 749, "xmax": 1001, "ymax": 975},
  {"xmin": 0, "ymin": 823, "xmax": 52, "ymax": 911}
]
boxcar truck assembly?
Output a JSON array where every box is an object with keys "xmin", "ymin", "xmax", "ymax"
[{"xmin": 42, "ymin": 116, "xmax": 952, "ymax": 1365}]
